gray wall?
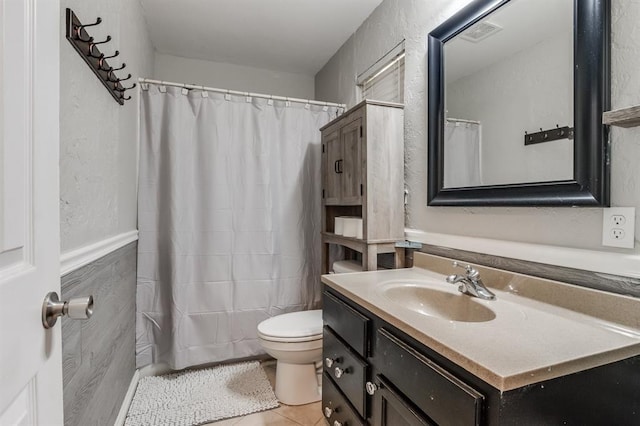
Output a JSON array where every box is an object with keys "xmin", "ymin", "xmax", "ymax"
[
  {"xmin": 61, "ymin": 243, "xmax": 137, "ymax": 426},
  {"xmin": 154, "ymin": 53, "xmax": 316, "ymax": 99},
  {"xmin": 60, "ymin": 0, "xmax": 153, "ymax": 423},
  {"xmin": 315, "ymin": 0, "xmax": 640, "ymax": 269},
  {"xmin": 60, "ymin": 0, "xmax": 154, "ymax": 253}
]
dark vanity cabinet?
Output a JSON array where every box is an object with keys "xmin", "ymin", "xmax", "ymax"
[
  {"xmin": 322, "ymin": 289, "xmax": 485, "ymax": 426},
  {"xmin": 322, "ymin": 286, "xmax": 640, "ymax": 426}
]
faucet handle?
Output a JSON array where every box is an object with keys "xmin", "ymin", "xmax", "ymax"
[
  {"xmin": 452, "ymin": 261, "xmax": 479, "ymax": 279},
  {"xmin": 452, "ymin": 261, "xmax": 471, "ymax": 272}
]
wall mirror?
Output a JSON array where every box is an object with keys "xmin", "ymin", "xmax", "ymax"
[{"xmin": 427, "ymin": 0, "xmax": 610, "ymax": 206}]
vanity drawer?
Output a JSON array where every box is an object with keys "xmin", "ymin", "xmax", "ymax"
[
  {"xmin": 376, "ymin": 328, "xmax": 484, "ymax": 426},
  {"xmin": 323, "ymin": 326, "xmax": 369, "ymax": 418},
  {"xmin": 322, "ymin": 372, "xmax": 365, "ymax": 426},
  {"xmin": 323, "ymin": 290, "xmax": 370, "ymax": 357}
]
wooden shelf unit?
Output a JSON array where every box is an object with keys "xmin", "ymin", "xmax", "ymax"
[
  {"xmin": 603, "ymin": 105, "xmax": 640, "ymax": 128},
  {"xmin": 320, "ymin": 100, "xmax": 405, "ymax": 272}
]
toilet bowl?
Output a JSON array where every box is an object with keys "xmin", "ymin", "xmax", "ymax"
[{"xmin": 257, "ymin": 309, "xmax": 323, "ymax": 405}]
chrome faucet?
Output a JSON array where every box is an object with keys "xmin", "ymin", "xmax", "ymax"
[{"xmin": 446, "ymin": 261, "xmax": 496, "ymax": 300}]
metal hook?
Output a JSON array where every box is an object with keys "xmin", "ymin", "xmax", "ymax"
[
  {"xmin": 78, "ymin": 17, "xmax": 102, "ymax": 30},
  {"xmin": 88, "ymin": 35, "xmax": 112, "ymax": 57},
  {"xmin": 98, "ymin": 51, "xmax": 119, "ymax": 71},
  {"xmin": 116, "ymin": 73, "xmax": 132, "ymax": 83},
  {"xmin": 106, "ymin": 64, "xmax": 126, "ymax": 82},
  {"xmin": 106, "ymin": 64, "xmax": 126, "ymax": 79},
  {"xmin": 115, "ymin": 82, "xmax": 137, "ymax": 92},
  {"xmin": 123, "ymin": 95, "xmax": 132, "ymax": 101},
  {"xmin": 73, "ymin": 17, "xmax": 102, "ymax": 41},
  {"xmin": 75, "ymin": 33, "xmax": 93, "ymax": 43}
]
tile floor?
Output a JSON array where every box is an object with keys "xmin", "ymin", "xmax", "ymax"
[{"xmin": 205, "ymin": 361, "xmax": 327, "ymax": 426}]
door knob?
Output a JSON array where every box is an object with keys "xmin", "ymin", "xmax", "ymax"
[{"xmin": 42, "ymin": 292, "xmax": 94, "ymax": 329}]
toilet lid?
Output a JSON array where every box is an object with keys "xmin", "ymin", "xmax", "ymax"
[{"xmin": 258, "ymin": 309, "xmax": 322, "ymax": 339}]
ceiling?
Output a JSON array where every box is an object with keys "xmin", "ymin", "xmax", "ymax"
[{"xmin": 139, "ymin": 0, "xmax": 383, "ymax": 75}]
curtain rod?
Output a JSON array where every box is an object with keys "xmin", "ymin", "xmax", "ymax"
[{"xmin": 139, "ymin": 78, "xmax": 346, "ymax": 109}]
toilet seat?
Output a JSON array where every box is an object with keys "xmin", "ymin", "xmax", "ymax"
[
  {"xmin": 257, "ymin": 309, "xmax": 322, "ymax": 342},
  {"xmin": 257, "ymin": 333, "xmax": 322, "ymax": 343}
]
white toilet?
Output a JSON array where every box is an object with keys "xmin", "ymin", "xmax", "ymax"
[{"xmin": 257, "ymin": 309, "xmax": 323, "ymax": 405}]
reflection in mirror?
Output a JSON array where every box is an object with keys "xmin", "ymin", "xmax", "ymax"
[
  {"xmin": 443, "ymin": 0, "xmax": 574, "ymax": 188},
  {"xmin": 428, "ymin": 0, "xmax": 609, "ymax": 206}
]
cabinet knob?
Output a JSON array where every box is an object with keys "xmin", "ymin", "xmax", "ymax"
[
  {"xmin": 365, "ymin": 381, "xmax": 378, "ymax": 395},
  {"xmin": 334, "ymin": 367, "xmax": 346, "ymax": 379},
  {"xmin": 324, "ymin": 407, "xmax": 333, "ymax": 418},
  {"xmin": 325, "ymin": 357, "xmax": 334, "ymax": 368},
  {"xmin": 333, "ymin": 421, "xmax": 343, "ymax": 426}
]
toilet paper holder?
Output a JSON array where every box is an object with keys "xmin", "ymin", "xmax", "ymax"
[{"xmin": 42, "ymin": 291, "xmax": 94, "ymax": 329}]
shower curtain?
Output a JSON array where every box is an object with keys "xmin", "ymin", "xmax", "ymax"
[
  {"xmin": 443, "ymin": 120, "xmax": 482, "ymax": 188},
  {"xmin": 136, "ymin": 84, "xmax": 339, "ymax": 369}
]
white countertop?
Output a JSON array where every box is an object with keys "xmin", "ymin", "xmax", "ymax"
[{"xmin": 321, "ymin": 254, "xmax": 640, "ymax": 391}]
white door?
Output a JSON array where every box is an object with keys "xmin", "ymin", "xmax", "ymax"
[{"xmin": 0, "ymin": 0, "xmax": 62, "ymax": 424}]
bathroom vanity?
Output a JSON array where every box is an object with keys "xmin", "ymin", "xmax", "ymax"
[{"xmin": 321, "ymin": 253, "xmax": 640, "ymax": 425}]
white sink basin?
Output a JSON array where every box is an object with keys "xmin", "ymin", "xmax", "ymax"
[{"xmin": 377, "ymin": 280, "xmax": 496, "ymax": 322}]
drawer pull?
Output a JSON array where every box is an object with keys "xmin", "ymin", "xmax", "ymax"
[
  {"xmin": 325, "ymin": 357, "xmax": 341, "ymax": 368},
  {"xmin": 334, "ymin": 366, "xmax": 349, "ymax": 379},
  {"xmin": 324, "ymin": 406, "xmax": 333, "ymax": 418},
  {"xmin": 365, "ymin": 381, "xmax": 378, "ymax": 395}
]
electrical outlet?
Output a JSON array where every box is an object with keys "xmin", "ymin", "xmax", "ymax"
[
  {"xmin": 611, "ymin": 215, "xmax": 626, "ymax": 226},
  {"xmin": 602, "ymin": 207, "xmax": 635, "ymax": 249},
  {"xmin": 611, "ymin": 229, "xmax": 625, "ymax": 240}
]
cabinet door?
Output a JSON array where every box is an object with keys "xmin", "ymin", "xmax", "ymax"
[
  {"xmin": 372, "ymin": 376, "xmax": 434, "ymax": 426},
  {"xmin": 376, "ymin": 328, "xmax": 484, "ymax": 426},
  {"xmin": 324, "ymin": 128, "xmax": 342, "ymax": 205},
  {"xmin": 340, "ymin": 118, "xmax": 363, "ymax": 205}
]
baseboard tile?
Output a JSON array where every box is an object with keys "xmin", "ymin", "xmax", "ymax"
[
  {"xmin": 60, "ymin": 230, "xmax": 138, "ymax": 277},
  {"xmin": 113, "ymin": 369, "xmax": 140, "ymax": 426}
]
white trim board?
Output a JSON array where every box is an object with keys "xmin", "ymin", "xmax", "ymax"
[
  {"xmin": 60, "ymin": 230, "xmax": 139, "ymax": 276},
  {"xmin": 113, "ymin": 369, "xmax": 140, "ymax": 426},
  {"xmin": 406, "ymin": 229, "xmax": 640, "ymax": 279}
]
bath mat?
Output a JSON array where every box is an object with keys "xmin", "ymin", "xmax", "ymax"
[{"xmin": 124, "ymin": 361, "xmax": 279, "ymax": 426}]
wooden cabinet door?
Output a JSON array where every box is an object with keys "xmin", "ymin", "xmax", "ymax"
[
  {"xmin": 323, "ymin": 128, "xmax": 342, "ymax": 205},
  {"xmin": 372, "ymin": 376, "xmax": 434, "ymax": 426},
  {"xmin": 340, "ymin": 118, "xmax": 363, "ymax": 204}
]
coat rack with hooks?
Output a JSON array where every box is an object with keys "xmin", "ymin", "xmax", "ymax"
[{"xmin": 65, "ymin": 8, "xmax": 136, "ymax": 105}]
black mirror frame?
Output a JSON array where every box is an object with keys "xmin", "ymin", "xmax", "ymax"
[{"xmin": 427, "ymin": 0, "xmax": 610, "ymax": 206}]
